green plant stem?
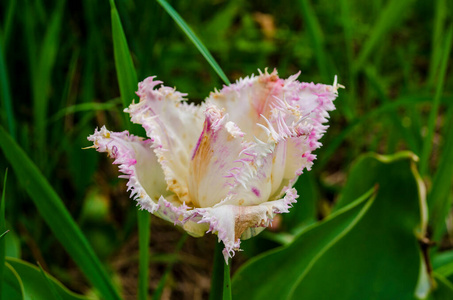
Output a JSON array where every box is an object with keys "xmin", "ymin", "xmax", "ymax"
[
  {"xmin": 138, "ymin": 210, "xmax": 151, "ymax": 300},
  {"xmin": 210, "ymin": 241, "xmax": 224, "ymax": 300},
  {"xmin": 223, "ymin": 258, "xmax": 232, "ymax": 300}
]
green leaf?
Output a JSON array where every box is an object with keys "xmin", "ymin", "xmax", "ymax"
[
  {"xmin": 0, "ymin": 169, "xmax": 8, "ymax": 300},
  {"xmin": 0, "ymin": 126, "xmax": 121, "ymax": 300},
  {"xmin": 109, "ymin": 0, "xmax": 138, "ymax": 114},
  {"xmin": 1, "ymin": 263, "xmax": 24, "ymax": 300},
  {"xmin": 37, "ymin": 262, "xmax": 64, "ymax": 300},
  {"xmin": 297, "ymin": 152, "xmax": 428, "ymax": 300},
  {"xmin": 232, "ymin": 187, "xmax": 375, "ymax": 300},
  {"xmin": 433, "ymin": 250, "xmax": 453, "ymax": 282},
  {"xmin": 156, "ymin": 0, "xmax": 230, "ymax": 85},
  {"xmin": 6, "ymin": 258, "xmax": 89, "ymax": 300},
  {"xmin": 0, "ymin": 41, "xmax": 15, "ymax": 140}
]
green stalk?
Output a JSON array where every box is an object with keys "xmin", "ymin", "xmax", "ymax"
[
  {"xmin": 209, "ymin": 241, "xmax": 224, "ymax": 300},
  {"xmin": 223, "ymin": 258, "xmax": 232, "ymax": 300},
  {"xmin": 138, "ymin": 210, "xmax": 150, "ymax": 300}
]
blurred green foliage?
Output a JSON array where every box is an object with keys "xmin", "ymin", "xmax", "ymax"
[{"xmin": 0, "ymin": 0, "xmax": 452, "ymax": 299}]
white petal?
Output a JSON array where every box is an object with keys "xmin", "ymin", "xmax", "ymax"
[
  {"xmin": 125, "ymin": 77, "xmax": 205, "ymax": 205},
  {"xmin": 206, "ymin": 69, "xmax": 286, "ymax": 142},
  {"xmin": 191, "ymin": 188, "xmax": 299, "ymax": 263},
  {"xmin": 87, "ymin": 126, "xmax": 168, "ymax": 212},
  {"xmin": 188, "ymin": 104, "xmax": 248, "ymax": 208}
]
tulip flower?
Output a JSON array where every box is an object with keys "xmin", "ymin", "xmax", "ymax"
[{"xmin": 88, "ymin": 69, "xmax": 341, "ymax": 262}]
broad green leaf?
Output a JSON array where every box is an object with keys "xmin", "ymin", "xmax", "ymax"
[
  {"xmin": 6, "ymin": 258, "xmax": 89, "ymax": 300},
  {"xmin": 156, "ymin": 0, "xmax": 230, "ymax": 85},
  {"xmin": 294, "ymin": 152, "xmax": 428, "ymax": 299},
  {"xmin": 232, "ymin": 187, "xmax": 375, "ymax": 300},
  {"xmin": 1, "ymin": 263, "xmax": 24, "ymax": 300},
  {"xmin": 0, "ymin": 126, "xmax": 121, "ymax": 300}
]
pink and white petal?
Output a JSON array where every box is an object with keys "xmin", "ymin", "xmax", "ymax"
[
  {"xmin": 125, "ymin": 77, "xmax": 205, "ymax": 204},
  {"xmin": 206, "ymin": 69, "xmax": 286, "ymax": 141},
  {"xmin": 87, "ymin": 126, "xmax": 168, "ymax": 212},
  {"xmin": 188, "ymin": 104, "xmax": 248, "ymax": 208},
  {"xmin": 195, "ymin": 188, "xmax": 298, "ymax": 263},
  {"xmin": 263, "ymin": 75, "xmax": 341, "ymax": 198}
]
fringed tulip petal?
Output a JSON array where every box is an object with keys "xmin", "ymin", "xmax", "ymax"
[{"xmin": 89, "ymin": 69, "xmax": 340, "ymax": 262}]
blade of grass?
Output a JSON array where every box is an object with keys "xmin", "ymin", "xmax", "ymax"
[
  {"xmin": 298, "ymin": 0, "xmax": 330, "ymax": 81},
  {"xmin": 49, "ymin": 99, "xmax": 121, "ymax": 123},
  {"xmin": 156, "ymin": 0, "xmax": 230, "ymax": 85},
  {"xmin": 109, "ymin": 1, "xmax": 150, "ymax": 299},
  {"xmin": 0, "ymin": 230, "xmax": 8, "ymax": 239},
  {"xmin": 0, "ymin": 40, "xmax": 15, "ymax": 140},
  {"xmin": 1, "ymin": 0, "xmax": 16, "ymax": 48},
  {"xmin": 0, "ymin": 126, "xmax": 121, "ymax": 300},
  {"xmin": 419, "ymin": 24, "xmax": 453, "ymax": 176},
  {"xmin": 427, "ymin": 0, "xmax": 447, "ymax": 88},
  {"xmin": 32, "ymin": 1, "xmax": 64, "ymax": 167},
  {"xmin": 152, "ymin": 234, "xmax": 188, "ymax": 300},
  {"xmin": 364, "ymin": 65, "xmax": 420, "ymax": 153},
  {"xmin": 353, "ymin": 0, "xmax": 415, "ymax": 72},
  {"xmin": 110, "ymin": 0, "xmax": 138, "ymax": 118},
  {"xmin": 339, "ymin": 0, "xmax": 357, "ymax": 121},
  {"xmin": 0, "ymin": 169, "xmax": 8, "ymax": 300}
]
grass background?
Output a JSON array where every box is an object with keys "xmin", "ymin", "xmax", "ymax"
[{"xmin": 0, "ymin": 0, "xmax": 452, "ymax": 299}]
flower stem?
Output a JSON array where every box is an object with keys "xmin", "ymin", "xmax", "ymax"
[
  {"xmin": 138, "ymin": 210, "xmax": 150, "ymax": 300},
  {"xmin": 223, "ymin": 257, "xmax": 232, "ymax": 300},
  {"xmin": 210, "ymin": 241, "xmax": 226, "ymax": 300}
]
